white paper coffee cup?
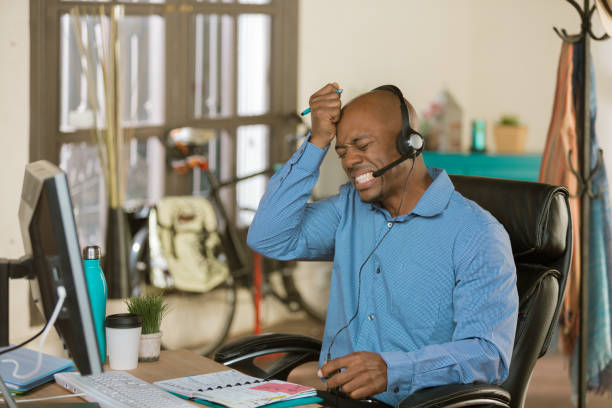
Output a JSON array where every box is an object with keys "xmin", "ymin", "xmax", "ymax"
[{"xmin": 105, "ymin": 313, "xmax": 142, "ymax": 370}]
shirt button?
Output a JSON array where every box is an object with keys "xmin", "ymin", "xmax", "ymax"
[
  {"xmin": 368, "ymin": 314, "xmax": 374, "ymax": 321},
  {"xmin": 376, "ymin": 268, "xmax": 381, "ymax": 274},
  {"xmin": 394, "ymin": 387, "xmax": 399, "ymax": 393},
  {"xmin": 387, "ymin": 222, "xmax": 393, "ymax": 228}
]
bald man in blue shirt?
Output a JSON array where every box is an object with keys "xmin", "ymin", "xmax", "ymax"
[{"xmin": 247, "ymin": 83, "xmax": 518, "ymax": 406}]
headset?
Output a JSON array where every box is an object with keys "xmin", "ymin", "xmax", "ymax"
[{"xmin": 371, "ymin": 85, "xmax": 424, "ymax": 178}]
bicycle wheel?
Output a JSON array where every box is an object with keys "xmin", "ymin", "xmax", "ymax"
[
  {"xmin": 282, "ymin": 261, "xmax": 332, "ymax": 322},
  {"xmin": 128, "ymin": 225, "xmax": 149, "ymax": 296},
  {"xmin": 130, "ymin": 224, "xmax": 238, "ymax": 357},
  {"xmin": 161, "ymin": 274, "xmax": 237, "ymax": 357}
]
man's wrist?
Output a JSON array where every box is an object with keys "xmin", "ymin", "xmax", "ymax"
[
  {"xmin": 295, "ymin": 137, "xmax": 328, "ymax": 172},
  {"xmin": 309, "ymin": 134, "xmax": 331, "ymax": 149}
]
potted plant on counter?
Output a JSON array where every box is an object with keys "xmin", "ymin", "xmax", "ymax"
[
  {"xmin": 125, "ymin": 293, "xmax": 169, "ymax": 362},
  {"xmin": 493, "ymin": 114, "xmax": 529, "ymax": 154}
]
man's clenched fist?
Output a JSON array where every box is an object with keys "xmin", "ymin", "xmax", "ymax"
[{"xmin": 308, "ymin": 82, "xmax": 342, "ymax": 149}]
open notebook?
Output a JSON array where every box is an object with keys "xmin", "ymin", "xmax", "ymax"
[{"xmin": 154, "ymin": 369, "xmax": 322, "ymax": 408}]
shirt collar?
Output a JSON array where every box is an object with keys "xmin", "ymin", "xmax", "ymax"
[
  {"xmin": 370, "ymin": 167, "xmax": 454, "ymax": 219},
  {"xmin": 411, "ymin": 167, "xmax": 454, "ymax": 217}
]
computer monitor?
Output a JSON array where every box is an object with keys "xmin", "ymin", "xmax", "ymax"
[{"xmin": 16, "ymin": 160, "xmax": 102, "ymax": 376}]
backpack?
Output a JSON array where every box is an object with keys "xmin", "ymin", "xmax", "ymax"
[{"xmin": 150, "ymin": 196, "xmax": 229, "ymax": 292}]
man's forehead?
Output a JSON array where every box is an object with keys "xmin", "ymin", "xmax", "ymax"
[
  {"xmin": 337, "ymin": 92, "xmax": 399, "ymax": 143},
  {"xmin": 336, "ymin": 116, "xmax": 378, "ymax": 145}
]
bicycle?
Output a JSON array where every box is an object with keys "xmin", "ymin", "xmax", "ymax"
[{"xmin": 128, "ymin": 127, "xmax": 331, "ymax": 356}]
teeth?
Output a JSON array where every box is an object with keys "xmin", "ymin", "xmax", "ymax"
[{"xmin": 355, "ymin": 172, "xmax": 373, "ymax": 184}]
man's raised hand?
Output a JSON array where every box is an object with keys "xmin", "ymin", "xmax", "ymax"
[
  {"xmin": 318, "ymin": 351, "xmax": 388, "ymax": 400},
  {"xmin": 309, "ymin": 82, "xmax": 342, "ymax": 149}
]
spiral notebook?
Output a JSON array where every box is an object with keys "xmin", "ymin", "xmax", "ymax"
[{"xmin": 154, "ymin": 369, "xmax": 322, "ymax": 408}]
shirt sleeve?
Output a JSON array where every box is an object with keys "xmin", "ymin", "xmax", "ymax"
[
  {"xmin": 380, "ymin": 221, "xmax": 518, "ymax": 397},
  {"xmin": 246, "ymin": 139, "xmax": 343, "ymax": 261}
]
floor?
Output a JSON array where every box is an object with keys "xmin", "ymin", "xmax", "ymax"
[
  {"xmin": 248, "ymin": 317, "xmax": 612, "ymax": 408},
  {"xmin": 526, "ymin": 354, "xmax": 610, "ymax": 408}
]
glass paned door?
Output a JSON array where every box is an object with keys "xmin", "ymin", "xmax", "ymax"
[
  {"xmin": 236, "ymin": 125, "xmax": 269, "ymax": 226},
  {"xmin": 237, "ymin": 14, "xmax": 270, "ymax": 116},
  {"xmin": 119, "ymin": 16, "xmax": 165, "ymax": 127},
  {"xmin": 194, "ymin": 14, "xmax": 234, "ymax": 118}
]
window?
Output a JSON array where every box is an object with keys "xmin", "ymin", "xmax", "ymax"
[{"xmin": 30, "ymin": 0, "xmax": 298, "ymax": 247}]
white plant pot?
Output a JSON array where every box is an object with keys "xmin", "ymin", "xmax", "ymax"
[{"xmin": 139, "ymin": 331, "xmax": 162, "ymax": 362}]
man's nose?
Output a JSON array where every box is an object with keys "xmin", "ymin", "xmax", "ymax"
[{"xmin": 342, "ymin": 148, "xmax": 363, "ymax": 168}]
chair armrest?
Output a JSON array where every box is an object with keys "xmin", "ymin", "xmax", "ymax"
[
  {"xmin": 398, "ymin": 383, "xmax": 510, "ymax": 408},
  {"xmin": 213, "ymin": 333, "xmax": 322, "ymax": 380}
]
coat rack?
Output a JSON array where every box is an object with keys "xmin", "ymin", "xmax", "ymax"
[{"xmin": 553, "ymin": 1, "xmax": 609, "ymax": 407}]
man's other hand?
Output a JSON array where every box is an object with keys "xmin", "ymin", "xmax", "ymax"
[
  {"xmin": 309, "ymin": 82, "xmax": 342, "ymax": 149},
  {"xmin": 318, "ymin": 351, "xmax": 388, "ymax": 399}
]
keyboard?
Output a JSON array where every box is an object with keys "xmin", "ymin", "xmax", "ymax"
[{"xmin": 54, "ymin": 371, "xmax": 196, "ymax": 408}]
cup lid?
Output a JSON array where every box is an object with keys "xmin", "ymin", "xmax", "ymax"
[{"xmin": 105, "ymin": 313, "xmax": 142, "ymax": 328}]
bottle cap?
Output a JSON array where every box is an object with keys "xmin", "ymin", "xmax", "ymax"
[{"xmin": 83, "ymin": 246, "xmax": 102, "ymax": 260}]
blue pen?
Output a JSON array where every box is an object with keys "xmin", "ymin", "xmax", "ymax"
[{"xmin": 300, "ymin": 89, "xmax": 343, "ymax": 116}]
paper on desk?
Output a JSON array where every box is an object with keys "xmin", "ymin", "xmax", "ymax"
[
  {"xmin": 249, "ymin": 382, "xmax": 312, "ymax": 395},
  {"xmin": 156, "ymin": 369, "xmax": 264, "ymax": 397},
  {"xmin": 154, "ymin": 369, "xmax": 317, "ymax": 408}
]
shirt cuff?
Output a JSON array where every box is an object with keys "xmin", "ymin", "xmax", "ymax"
[
  {"xmin": 292, "ymin": 137, "xmax": 328, "ymax": 173},
  {"xmin": 380, "ymin": 351, "xmax": 415, "ymax": 394}
]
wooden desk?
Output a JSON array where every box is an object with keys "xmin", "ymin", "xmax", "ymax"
[{"xmin": 16, "ymin": 350, "xmax": 229, "ymax": 404}]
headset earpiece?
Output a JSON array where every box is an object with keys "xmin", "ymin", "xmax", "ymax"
[
  {"xmin": 372, "ymin": 85, "xmax": 424, "ymax": 159},
  {"xmin": 398, "ymin": 131, "xmax": 424, "ymax": 158}
]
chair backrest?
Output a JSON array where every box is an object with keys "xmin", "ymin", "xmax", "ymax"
[{"xmin": 450, "ymin": 175, "xmax": 571, "ymax": 408}]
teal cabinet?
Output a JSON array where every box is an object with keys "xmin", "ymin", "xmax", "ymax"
[{"xmin": 422, "ymin": 152, "xmax": 542, "ymax": 182}]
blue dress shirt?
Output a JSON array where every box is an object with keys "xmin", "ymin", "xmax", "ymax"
[{"xmin": 247, "ymin": 140, "xmax": 519, "ymax": 406}]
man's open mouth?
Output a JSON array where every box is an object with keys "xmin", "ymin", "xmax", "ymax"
[{"xmin": 354, "ymin": 171, "xmax": 376, "ymax": 189}]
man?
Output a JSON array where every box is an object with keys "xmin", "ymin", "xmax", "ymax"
[{"xmin": 247, "ymin": 83, "xmax": 518, "ymax": 406}]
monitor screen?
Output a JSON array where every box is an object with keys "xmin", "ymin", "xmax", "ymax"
[{"xmin": 18, "ymin": 160, "xmax": 102, "ymax": 376}]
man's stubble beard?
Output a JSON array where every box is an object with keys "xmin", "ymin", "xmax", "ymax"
[{"xmin": 356, "ymin": 180, "xmax": 385, "ymax": 204}]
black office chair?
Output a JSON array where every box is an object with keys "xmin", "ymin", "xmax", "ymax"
[{"xmin": 214, "ymin": 175, "xmax": 572, "ymax": 408}]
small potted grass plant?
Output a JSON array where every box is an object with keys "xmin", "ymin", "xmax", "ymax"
[{"xmin": 125, "ymin": 294, "xmax": 169, "ymax": 362}]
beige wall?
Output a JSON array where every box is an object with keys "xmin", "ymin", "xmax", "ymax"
[
  {"xmin": 0, "ymin": 0, "xmax": 42, "ymax": 348},
  {"xmin": 1, "ymin": 0, "xmax": 611, "ymax": 349},
  {"xmin": 299, "ymin": 0, "xmax": 612, "ymax": 196},
  {"xmin": 0, "ymin": 0, "xmax": 29, "ymax": 259},
  {"xmin": 299, "ymin": 0, "xmax": 474, "ymax": 193}
]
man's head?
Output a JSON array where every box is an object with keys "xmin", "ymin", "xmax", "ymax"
[{"xmin": 335, "ymin": 88, "xmax": 421, "ymax": 205}]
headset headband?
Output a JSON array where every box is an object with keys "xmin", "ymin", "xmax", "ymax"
[{"xmin": 372, "ymin": 84, "xmax": 412, "ymax": 146}]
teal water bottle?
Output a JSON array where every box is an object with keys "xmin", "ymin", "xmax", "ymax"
[
  {"xmin": 471, "ymin": 119, "xmax": 487, "ymax": 152},
  {"xmin": 83, "ymin": 246, "xmax": 107, "ymax": 363}
]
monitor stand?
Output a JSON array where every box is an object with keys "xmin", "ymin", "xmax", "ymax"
[
  {"xmin": 0, "ymin": 256, "xmax": 99, "ymax": 407},
  {"xmin": 0, "ymin": 255, "xmax": 33, "ymax": 347},
  {"xmin": 0, "ymin": 256, "xmax": 26, "ymax": 408},
  {"xmin": 0, "ymin": 372, "xmax": 18, "ymax": 408}
]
